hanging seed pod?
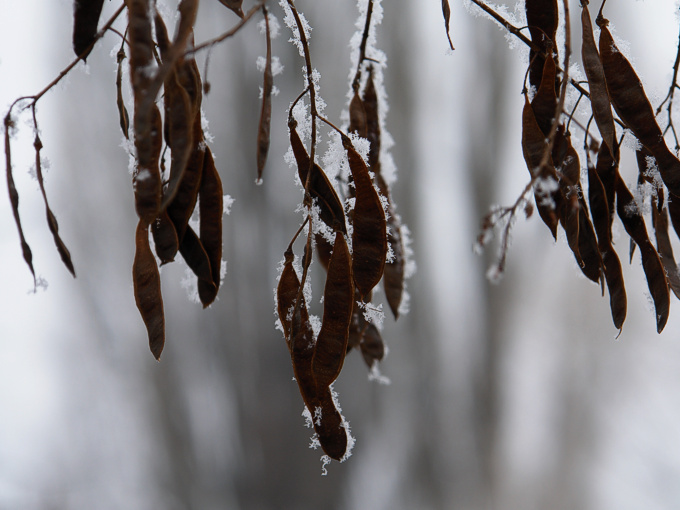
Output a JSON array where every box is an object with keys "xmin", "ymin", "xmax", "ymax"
[
  {"xmin": 151, "ymin": 210, "xmax": 179, "ymax": 264},
  {"xmin": 179, "ymin": 225, "xmax": 217, "ymax": 303},
  {"xmin": 217, "ymin": 0, "xmax": 244, "ymax": 18},
  {"xmin": 360, "ymin": 322, "xmax": 384, "ymax": 369},
  {"xmin": 616, "ymin": 178, "xmax": 670, "ymax": 333},
  {"xmin": 580, "ymin": 4, "xmax": 616, "ymax": 158},
  {"xmin": 525, "ymin": 0, "xmax": 558, "ymax": 91},
  {"xmin": 289, "ymin": 119, "xmax": 347, "ymax": 233},
  {"xmin": 72, "ymin": 0, "xmax": 105, "ymax": 60},
  {"xmin": 652, "ymin": 204, "xmax": 680, "ymax": 300},
  {"xmin": 198, "ymin": 147, "xmax": 223, "ymax": 307},
  {"xmin": 133, "ymin": 220, "xmax": 165, "ymax": 360},
  {"xmin": 441, "ymin": 0, "xmax": 455, "ymax": 50},
  {"xmin": 521, "ymin": 95, "xmax": 559, "ymax": 238},
  {"xmin": 599, "ymin": 18, "xmax": 680, "ymax": 197},
  {"xmin": 587, "ymin": 156, "xmax": 626, "ymax": 329},
  {"xmin": 342, "ymin": 135, "xmax": 387, "ymax": 299},
  {"xmin": 132, "ymin": 104, "xmax": 163, "ymax": 225},
  {"xmin": 314, "ymin": 387, "xmax": 349, "ymax": 461},
  {"xmin": 531, "ymin": 51, "xmax": 557, "ymax": 137},
  {"xmin": 257, "ymin": 7, "xmax": 273, "ymax": 182},
  {"xmin": 313, "ymin": 232, "xmax": 353, "ymax": 391},
  {"xmin": 348, "ymin": 92, "xmax": 367, "ymax": 138},
  {"xmin": 595, "ymin": 143, "xmax": 618, "ymax": 237},
  {"xmin": 116, "ymin": 47, "xmax": 130, "ymax": 139},
  {"xmin": 362, "ymin": 67, "xmax": 381, "ymax": 169}
]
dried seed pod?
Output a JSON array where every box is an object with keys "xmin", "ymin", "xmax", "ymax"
[
  {"xmin": 652, "ymin": 204, "xmax": 680, "ymax": 300},
  {"xmin": 360, "ymin": 322, "xmax": 384, "ymax": 369},
  {"xmin": 289, "ymin": 119, "xmax": 347, "ymax": 234},
  {"xmin": 599, "ymin": 19, "xmax": 680, "ymax": 197},
  {"xmin": 198, "ymin": 147, "xmax": 223, "ymax": 307},
  {"xmin": 257, "ymin": 7, "xmax": 273, "ymax": 182},
  {"xmin": 179, "ymin": 225, "xmax": 217, "ymax": 303},
  {"xmin": 314, "ymin": 387, "xmax": 349, "ymax": 461},
  {"xmin": 531, "ymin": 51, "xmax": 557, "ymax": 137},
  {"xmin": 342, "ymin": 135, "xmax": 387, "ymax": 299},
  {"xmin": 72, "ymin": 0, "xmax": 105, "ymax": 60},
  {"xmin": 132, "ymin": 104, "xmax": 163, "ymax": 225},
  {"xmin": 133, "ymin": 220, "xmax": 165, "ymax": 360},
  {"xmin": 348, "ymin": 92, "xmax": 367, "ymax": 139},
  {"xmin": 313, "ymin": 232, "xmax": 353, "ymax": 391},
  {"xmin": 33, "ymin": 135, "xmax": 75, "ymax": 277},
  {"xmin": 595, "ymin": 143, "xmax": 618, "ymax": 237},
  {"xmin": 362, "ymin": 67, "xmax": 381, "ymax": 168},
  {"xmin": 217, "ymin": 0, "xmax": 244, "ymax": 18},
  {"xmin": 277, "ymin": 248, "xmax": 306, "ymax": 349},
  {"xmin": 315, "ymin": 233, "xmax": 333, "ymax": 272},
  {"xmin": 616, "ymin": 178, "xmax": 670, "ymax": 333},
  {"xmin": 521, "ymin": 96, "xmax": 559, "ymax": 238},
  {"xmin": 116, "ymin": 47, "xmax": 130, "ymax": 139},
  {"xmin": 151, "ymin": 210, "xmax": 179, "ymax": 264},
  {"xmin": 441, "ymin": 0, "xmax": 454, "ymax": 50},
  {"xmin": 525, "ymin": 0, "xmax": 558, "ymax": 91},
  {"xmin": 163, "ymin": 69, "xmax": 194, "ymax": 199},
  {"xmin": 580, "ymin": 4, "xmax": 616, "ymax": 158},
  {"xmin": 4, "ymin": 114, "xmax": 35, "ymax": 284}
]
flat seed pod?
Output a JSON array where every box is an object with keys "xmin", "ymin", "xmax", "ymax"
[
  {"xmin": 441, "ymin": 0, "xmax": 454, "ymax": 51},
  {"xmin": 525, "ymin": 0, "xmax": 558, "ymax": 91},
  {"xmin": 313, "ymin": 387, "xmax": 349, "ymax": 461},
  {"xmin": 133, "ymin": 220, "xmax": 165, "ymax": 360},
  {"xmin": 599, "ymin": 20, "xmax": 680, "ymax": 197},
  {"xmin": 313, "ymin": 232, "xmax": 353, "ymax": 391},
  {"xmin": 217, "ymin": 0, "xmax": 244, "ymax": 18},
  {"xmin": 72, "ymin": 0, "xmax": 105, "ymax": 60},
  {"xmin": 133, "ymin": 104, "xmax": 163, "ymax": 225},
  {"xmin": 521, "ymin": 96, "xmax": 559, "ymax": 238},
  {"xmin": 360, "ymin": 323, "xmax": 384, "ymax": 368},
  {"xmin": 151, "ymin": 210, "xmax": 179, "ymax": 264},
  {"xmin": 377, "ymin": 174, "xmax": 405, "ymax": 319},
  {"xmin": 198, "ymin": 147, "xmax": 223, "ymax": 307},
  {"xmin": 595, "ymin": 143, "xmax": 618, "ymax": 237},
  {"xmin": 616, "ymin": 178, "xmax": 670, "ymax": 332},
  {"xmin": 116, "ymin": 48, "xmax": 130, "ymax": 139},
  {"xmin": 342, "ymin": 135, "xmax": 387, "ymax": 299},
  {"xmin": 163, "ymin": 69, "xmax": 194, "ymax": 196},
  {"xmin": 587, "ymin": 158, "xmax": 626, "ymax": 328},
  {"xmin": 289, "ymin": 120, "xmax": 347, "ymax": 234},
  {"xmin": 348, "ymin": 92, "xmax": 367, "ymax": 139},
  {"xmin": 531, "ymin": 51, "xmax": 557, "ymax": 137},
  {"xmin": 179, "ymin": 224, "xmax": 217, "ymax": 303},
  {"xmin": 362, "ymin": 67, "xmax": 381, "ymax": 169},
  {"xmin": 580, "ymin": 4, "xmax": 616, "ymax": 158},
  {"xmin": 315, "ymin": 233, "xmax": 333, "ymax": 272},
  {"xmin": 652, "ymin": 204, "xmax": 680, "ymax": 300},
  {"xmin": 33, "ymin": 136, "xmax": 75, "ymax": 277},
  {"xmin": 257, "ymin": 8, "xmax": 273, "ymax": 182}
]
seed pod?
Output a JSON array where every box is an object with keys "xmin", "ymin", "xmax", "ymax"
[
  {"xmin": 342, "ymin": 135, "xmax": 387, "ymax": 299},
  {"xmin": 362, "ymin": 67, "xmax": 381, "ymax": 169},
  {"xmin": 313, "ymin": 387, "xmax": 349, "ymax": 461},
  {"xmin": 313, "ymin": 232, "xmax": 353, "ymax": 391},
  {"xmin": 116, "ymin": 48, "xmax": 130, "ymax": 139},
  {"xmin": 179, "ymin": 224, "xmax": 217, "ymax": 303},
  {"xmin": 72, "ymin": 0, "xmax": 105, "ymax": 60},
  {"xmin": 581, "ymin": 4, "xmax": 616, "ymax": 158},
  {"xmin": 531, "ymin": 51, "xmax": 557, "ymax": 137},
  {"xmin": 198, "ymin": 147, "xmax": 223, "ymax": 307},
  {"xmin": 33, "ymin": 135, "xmax": 75, "ymax": 277},
  {"xmin": 217, "ymin": 0, "xmax": 244, "ymax": 18},
  {"xmin": 133, "ymin": 220, "xmax": 165, "ymax": 360},
  {"xmin": 441, "ymin": 0, "xmax": 454, "ymax": 50},
  {"xmin": 587, "ymin": 156, "xmax": 626, "ymax": 328},
  {"xmin": 163, "ymin": 69, "xmax": 194, "ymax": 199},
  {"xmin": 652, "ymin": 204, "xmax": 680, "ymax": 300},
  {"xmin": 525, "ymin": 0, "xmax": 558, "ymax": 91},
  {"xmin": 360, "ymin": 322, "xmax": 384, "ymax": 369},
  {"xmin": 276, "ymin": 248, "xmax": 306, "ymax": 349},
  {"xmin": 289, "ymin": 119, "xmax": 347, "ymax": 234},
  {"xmin": 133, "ymin": 104, "xmax": 163, "ymax": 225},
  {"xmin": 616, "ymin": 178, "xmax": 670, "ymax": 332},
  {"xmin": 595, "ymin": 143, "xmax": 618, "ymax": 237},
  {"xmin": 315, "ymin": 233, "xmax": 333, "ymax": 272},
  {"xmin": 348, "ymin": 92, "xmax": 367, "ymax": 139},
  {"xmin": 151, "ymin": 210, "xmax": 179, "ymax": 264},
  {"xmin": 521, "ymin": 96, "xmax": 559, "ymax": 238},
  {"xmin": 257, "ymin": 7, "xmax": 273, "ymax": 182},
  {"xmin": 599, "ymin": 19, "xmax": 680, "ymax": 197}
]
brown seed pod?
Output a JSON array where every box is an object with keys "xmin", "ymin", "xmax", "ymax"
[
  {"xmin": 580, "ymin": 3, "xmax": 616, "ymax": 158},
  {"xmin": 133, "ymin": 220, "xmax": 165, "ymax": 360},
  {"xmin": 116, "ymin": 47, "xmax": 130, "ymax": 139},
  {"xmin": 652, "ymin": 204, "xmax": 680, "ymax": 300},
  {"xmin": 179, "ymin": 224, "xmax": 217, "ymax": 304},
  {"xmin": 599, "ymin": 19, "xmax": 680, "ymax": 197},
  {"xmin": 595, "ymin": 143, "xmax": 618, "ymax": 237},
  {"xmin": 289, "ymin": 119, "xmax": 347, "ymax": 234},
  {"xmin": 525, "ymin": 0, "xmax": 558, "ymax": 91},
  {"xmin": 616, "ymin": 178, "xmax": 670, "ymax": 333},
  {"xmin": 360, "ymin": 322, "xmax": 384, "ymax": 369},
  {"xmin": 362, "ymin": 67, "xmax": 381, "ymax": 169},
  {"xmin": 531, "ymin": 51, "xmax": 557, "ymax": 137},
  {"xmin": 313, "ymin": 387, "xmax": 349, "ymax": 461},
  {"xmin": 217, "ymin": 0, "xmax": 244, "ymax": 18},
  {"xmin": 132, "ymin": 104, "xmax": 163, "ymax": 225},
  {"xmin": 521, "ymin": 96, "xmax": 559, "ymax": 238},
  {"xmin": 348, "ymin": 92, "xmax": 367, "ymax": 139},
  {"xmin": 72, "ymin": 0, "xmax": 105, "ymax": 60},
  {"xmin": 277, "ymin": 248, "xmax": 304, "ymax": 349},
  {"xmin": 198, "ymin": 147, "xmax": 223, "ymax": 307},
  {"xmin": 257, "ymin": 7, "xmax": 273, "ymax": 182},
  {"xmin": 342, "ymin": 135, "xmax": 387, "ymax": 299},
  {"xmin": 441, "ymin": 0, "xmax": 455, "ymax": 51},
  {"xmin": 313, "ymin": 231, "xmax": 353, "ymax": 391},
  {"xmin": 151, "ymin": 210, "xmax": 179, "ymax": 264}
]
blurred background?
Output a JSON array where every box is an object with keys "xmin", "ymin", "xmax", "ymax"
[{"xmin": 2, "ymin": 1, "xmax": 680, "ymax": 509}]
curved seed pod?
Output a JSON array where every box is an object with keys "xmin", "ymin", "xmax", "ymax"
[
  {"xmin": 347, "ymin": 288, "xmax": 367, "ymax": 353},
  {"xmin": 276, "ymin": 248, "xmax": 307, "ymax": 349},
  {"xmin": 4, "ymin": 114, "xmax": 35, "ymax": 284},
  {"xmin": 315, "ymin": 233, "xmax": 333, "ymax": 272},
  {"xmin": 257, "ymin": 8, "xmax": 273, "ymax": 182},
  {"xmin": 163, "ymin": 70, "xmax": 194, "ymax": 192},
  {"xmin": 360, "ymin": 322, "xmax": 385, "ymax": 369},
  {"xmin": 151, "ymin": 210, "xmax": 179, "ymax": 264},
  {"xmin": 616, "ymin": 178, "xmax": 670, "ymax": 332},
  {"xmin": 531, "ymin": 51, "xmax": 557, "ymax": 137},
  {"xmin": 289, "ymin": 120, "xmax": 347, "ymax": 234},
  {"xmin": 116, "ymin": 48, "xmax": 130, "ymax": 139},
  {"xmin": 599, "ymin": 20, "xmax": 680, "ymax": 197},
  {"xmin": 441, "ymin": 0, "xmax": 454, "ymax": 51},
  {"xmin": 342, "ymin": 135, "xmax": 387, "ymax": 299},
  {"xmin": 669, "ymin": 193, "xmax": 680, "ymax": 241},
  {"xmin": 521, "ymin": 96, "xmax": 560, "ymax": 238},
  {"xmin": 133, "ymin": 104, "xmax": 163, "ymax": 225},
  {"xmin": 313, "ymin": 232, "xmax": 353, "ymax": 391},
  {"xmin": 33, "ymin": 136, "xmax": 75, "ymax": 277},
  {"xmin": 198, "ymin": 147, "xmax": 223, "ymax": 307},
  {"xmin": 587, "ymin": 157, "xmax": 626, "ymax": 328},
  {"xmin": 179, "ymin": 224, "xmax": 217, "ymax": 303},
  {"xmin": 595, "ymin": 143, "xmax": 617, "ymax": 236},
  {"xmin": 314, "ymin": 387, "xmax": 349, "ymax": 461},
  {"xmin": 580, "ymin": 4, "xmax": 616, "ymax": 158},
  {"xmin": 72, "ymin": 0, "xmax": 105, "ymax": 60},
  {"xmin": 133, "ymin": 220, "xmax": 165, "ymax": 360},
  {"xmin": 217, "ymin": 0, "xmax": 244, "ymax": 18},
  {"xmin": 348, "ymin": 92, "xmax": 367, "ymax": 139},
  {"xmin": 525, "ymin": 0, "xmax": 558, "ymax": 91},
  {"xmin": 362, "ymin": 67, "xmax": 381, "ymax": 169}
]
